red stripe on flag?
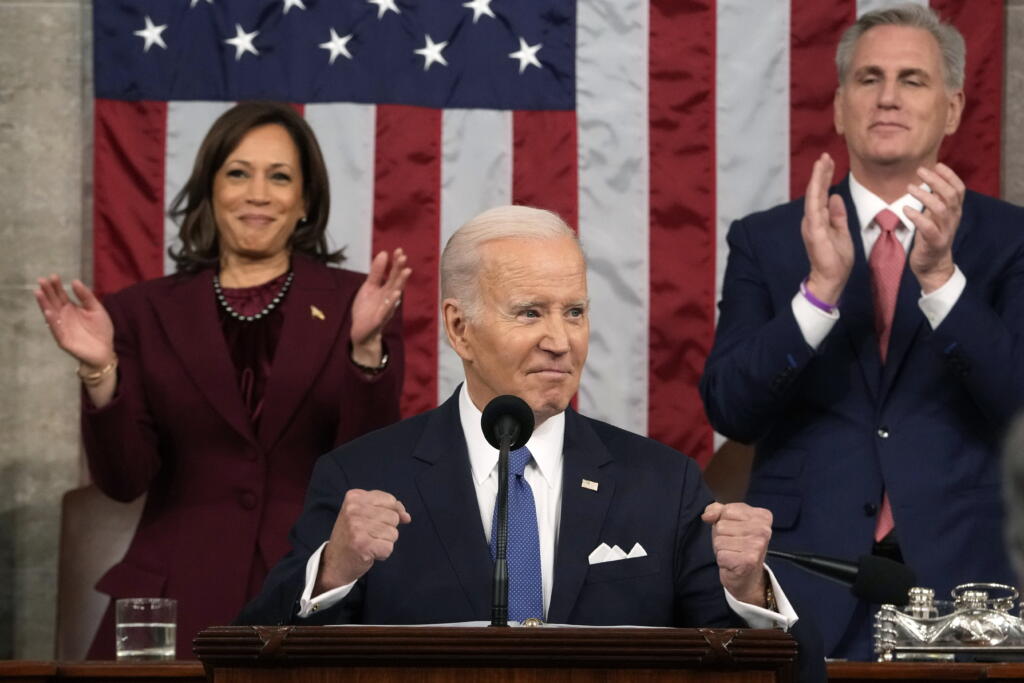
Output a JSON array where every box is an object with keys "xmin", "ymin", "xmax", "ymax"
[
  {"xmin": 372, "ymin": 104, "xmax": 441, "ymax": 418},
  {"xmin": 93, "ymin": 99, "xmax": 167, "ymax": 296},
  {"xmin": 648, "ymin": 0, "xmax": 716, "ymax": 466},
  {"xmin": 789, "ymin": 2, "xmax": 855, "ymax": 198},
  {"xmin": 512, "ymin": 110, "xmax": 578, "ymax": 231},
  {"xmin": 932, "ymin": 0, "xmax": 1002, "ymax": 196}
]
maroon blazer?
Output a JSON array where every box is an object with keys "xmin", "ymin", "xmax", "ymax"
[{"xmin": 80, "ymin": 254, "xmax": 403, "ymax": 659}]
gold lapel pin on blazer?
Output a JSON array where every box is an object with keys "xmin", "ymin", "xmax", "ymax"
[
  {"xmin": 310, "ymin": 305, "xmax": 325, "ymax": 321},
  {"xmin": 581, "ymin": 479, "xmax": 599, "ymax": 491}
]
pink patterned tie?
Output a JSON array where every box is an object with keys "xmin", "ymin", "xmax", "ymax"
[{"xmin": 870, "ymin": 208, "xmax": 905, "ymax": 542}]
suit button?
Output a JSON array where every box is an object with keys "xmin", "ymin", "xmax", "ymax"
[
  {"xmin": 877, "ymin": 427, "xmax": 890, "ymax": 439},
  {"xmin": 240, "ymin": 492, "xmax": 257, "ymax": 510},
  {"xmin": 864, "ymin": 503, "xmax": 877, "ymax": 516}
]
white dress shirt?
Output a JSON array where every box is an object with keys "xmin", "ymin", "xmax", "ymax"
[
  {"xmin": 792, "ymin": 172, "xmax": 967, "ymax": 349},
  {"xmin": 297, "ymin": 384, "xmax": 796, "ymax": 629}
]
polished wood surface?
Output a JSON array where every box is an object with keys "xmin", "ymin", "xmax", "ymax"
[{"xmin": 195, "ymin": 625, "xmax": 797, "ymax": 682}]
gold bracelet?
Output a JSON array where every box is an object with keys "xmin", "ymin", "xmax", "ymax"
[{"xmin": 77, "ymin": 356, "xmax": 118, "ymax": 387}]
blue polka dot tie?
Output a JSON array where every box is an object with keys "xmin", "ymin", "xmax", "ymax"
[{"xmin": 489, "ymin": 446, "xmax": 544, "ymax": 622}]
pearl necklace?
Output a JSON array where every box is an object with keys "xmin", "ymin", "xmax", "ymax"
[{"xmin": 213, "ymin": 271, "xmax": 295, "ymax": 322}]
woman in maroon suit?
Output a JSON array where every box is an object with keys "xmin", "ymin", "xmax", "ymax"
[{"xmin": 34, "ymin": 102, "xmax": 410, "ymax": 658}]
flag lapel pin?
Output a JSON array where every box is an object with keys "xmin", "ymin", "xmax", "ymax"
[{"xmin": 581, "ymin": 479, "xmax": 599, "ymax": 491}]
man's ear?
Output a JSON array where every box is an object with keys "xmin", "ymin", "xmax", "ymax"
[
  {"xmin": 442, "ymin": 298, "xmax": 473, "ymax": 362},
  {"xmin": 833, "ymin": 88, "xmax": 845, "ymax": 135}
]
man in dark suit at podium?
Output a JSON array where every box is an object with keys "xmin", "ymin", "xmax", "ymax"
[{"xmin": 238, "ymin": 205, "xmax": 824, "ymax": 680}]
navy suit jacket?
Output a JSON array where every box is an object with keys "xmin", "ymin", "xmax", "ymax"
[
  {"xmin": 238, "ymin": 390, "xmax": 824, "ymax": 678},
  {"xmin": 701, "ymin": 178, "xmax": 1024, "ymax": 655}
]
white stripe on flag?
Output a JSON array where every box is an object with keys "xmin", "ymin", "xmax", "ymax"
[
  {"xmin": 575, "ymin": 0, "xmax": 650, "ymax": 435},
  {"xmin": 858, "ymin": 0, "xmax": 927, "ymax": 16},
  {"xmin": 715, "ymin": 0, "xmax": 791, "ymax": 302},
  {"xmin": 305, "ymin": 103, "xmax": 377, "ymax": 274},
  {"xmin": 437, "ymin": 109, "xmax": 513, "ymax": 403},
  {"xmin": 163, "ymin": 101, "xmax": 234, "ymax": 275},
  {"xmin": 715, "ymin": 0, "xmax": 792, "ymax": 451}
]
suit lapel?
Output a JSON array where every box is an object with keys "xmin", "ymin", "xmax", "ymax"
[
  {"xmin": 413, "ymin": 392, "xmax": 495, "ymax": 618},
  {"xmin": 547, "ymin": 409, "xmax": 615, "ymax": 624},
  {"xmin": 150, "ymin": 270, "xmax": 257, "ymax": 446},
  {"xmin": 257, "ymin": 255, "xmax": 347, "ymax": 450},
  {"xmin": 835, "ymin": 182, "xmax": 883, "ymax": 401}
]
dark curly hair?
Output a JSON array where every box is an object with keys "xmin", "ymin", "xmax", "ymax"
[{"xmin": 168, "ymin": 101, "xmax": 342, "ymax": 272}]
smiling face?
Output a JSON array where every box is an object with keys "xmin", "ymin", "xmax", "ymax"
[
  {"xmin": 444, "ymin": 235, "xmax": 589, "ymax": 426},
  {"xmin": 212, "ymin": 123, "xmax": 306, "ymax": 266},
  {"xmin": 834, "ymin": 24, "xmax": 964, "ymax": 178}
]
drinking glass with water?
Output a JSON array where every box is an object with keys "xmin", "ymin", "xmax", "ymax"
[{"xmin": 115, "ymin": 598, "xmax": 176, "ymax": 661}]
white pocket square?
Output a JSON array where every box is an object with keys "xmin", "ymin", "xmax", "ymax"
[{"xmin": 588, "ymin": 542, "xmax": 647, "ymax": 565}]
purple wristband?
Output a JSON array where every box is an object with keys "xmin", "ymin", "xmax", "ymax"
[{"xmin": 800, "ymin": 277, "xmax": 838, "ymax": 314}]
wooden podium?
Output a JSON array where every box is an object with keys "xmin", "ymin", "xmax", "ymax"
[{"xmin": 193, "ymin": 625, "xmax": 798, "ymax": 682}]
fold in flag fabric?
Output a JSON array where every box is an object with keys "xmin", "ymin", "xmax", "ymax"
[{"xmin": 93, "ymin": 0, "xmax": 1003, "ymax": 465}]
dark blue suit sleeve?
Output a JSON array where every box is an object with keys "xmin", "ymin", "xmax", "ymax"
[
  {"xmin": 235, "ymin": 453, "xmax": 361, "ymax": 625},
  {"xmin": 700, "ymin": 217, "xmax": 816, "ymax": 443},
  {"xmin": 926, "ymin": 256, "xmax": 1024, "ymax": 427}
]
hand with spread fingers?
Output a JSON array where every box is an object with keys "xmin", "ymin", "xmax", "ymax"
[
  {"xmin": 801, "ymin": 153, "xmax": 855, "ymax": 307},
  {"xmin": 317, "ymin": 488, "xmax": 412, "ymax": 593},
  {"xmin": 904, "ymin": 163, "xmax": 965, "ymax": 294},
  {"xmin": 349, "ymin": 248, "xmax": 412, "ymax": 368},
  {"xmin": 702, "ymin": 502, "xmax": 773, "ymax": 608}
]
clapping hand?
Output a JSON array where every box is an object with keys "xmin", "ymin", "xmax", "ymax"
[
  {"xmin": 34, "ymin": 275, "xmax": 115, "ymax": 370},
  {"xmin": 801, "ymin": 153, "xmax": 854, "ymax": 306},
  {"xmin": 349, "ymin": 248, "xmax": 411, "ymax": 367},
  {"xmin": 905, "ymin": 163, "xmax": 964, "ymax": 294}
]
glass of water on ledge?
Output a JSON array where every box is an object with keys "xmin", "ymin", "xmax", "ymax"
[{"xmin": 115, "ymin": 598, "xmax": 176, "ymax": 661}]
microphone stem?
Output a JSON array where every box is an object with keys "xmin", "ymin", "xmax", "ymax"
[{"xmin": 490, "ymin": 434, "xmax": 511, "ymax": 627}]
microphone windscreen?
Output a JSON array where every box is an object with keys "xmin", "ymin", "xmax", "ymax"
[
  {"xmin": 853, "ymin": 554, "xmax": 917, "ymax": 605},
  {"xmin": 480, "ymin": 395, "xmax": 535, "ymax": 450}
]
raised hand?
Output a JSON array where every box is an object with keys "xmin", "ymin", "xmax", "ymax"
[
  {"xmin": 316, "ymin": 489, "xmax": 412, "ymax": 593},
  {"xmin": 349, "ymin": 248, "xmax": 411, "ymax": 367},
  {"xmin": 34, "ymin": 275, "xmax": 115, "ymax": 370},
  {"xmin": 802, "ymin": 153, "xmax": 855, "ymax": 305},
  {"xmin": 905, "ymin": 163, "xmax": 964, "ymax": 294},
  {"xmin": 702, "ymin": 501, "xmax": 773, "ymax": 607}
]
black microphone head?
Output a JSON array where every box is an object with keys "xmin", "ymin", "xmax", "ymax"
[
  {"xmin": 481, "ymin": 395, "xmax": 535, "ymax": 451},
  {"xmin": 853, "ymin": 555, "xmax": 917, "ymax": 605}
]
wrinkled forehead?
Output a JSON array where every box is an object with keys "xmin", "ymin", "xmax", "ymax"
[
  {"xmin": 849, "ymin": 24, "xmax": 944, "ymax": 76},
  {"xmin": 477, "ymin": 237, "xmax": 587, "ymax": 298}
]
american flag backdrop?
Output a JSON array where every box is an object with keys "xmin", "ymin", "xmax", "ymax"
[{"xmin": 92, "ymin": 0, "xmax": 1004, "ymax": 466}]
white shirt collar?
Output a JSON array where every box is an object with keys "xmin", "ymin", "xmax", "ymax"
[
  {"xmin": 458, "ymin": 383, "xmax": 565, "ymax": 491},
  {"xmin": 848, "ymin": 171, "xmax": 924, "ymax": 234}
]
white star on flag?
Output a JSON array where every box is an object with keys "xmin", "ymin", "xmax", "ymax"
[
  {"xmin": 414, "ymin": 34, "xmax": 448, "ymax": 71},
  {"xmin": 189, "ymin": 0, "xmax": 213, "ymax": 7},
  {"xmin": 319, "ymin": 28, "xmax": 354, "ymax": 65},
  {"xmin": 367, "ymin": 0, "xmax": 400, "ymax": 19},
  {"xmin": 509, "ymin": 37, "xmax": 541, "ymax": 74},
  {"xmin": 282, "ymin": 0, "xmax": 306, "ymax": 14},
  {"xmin": 133, "ymin": 16, "xmax": 168, "ymax": 52},
  {"xmin": 463, "ymin": 0, "xmax": 495, "ymax": 23},
  {"xmin": 225, "ymin": 24, "xmax": 259, "ymax": 61}
]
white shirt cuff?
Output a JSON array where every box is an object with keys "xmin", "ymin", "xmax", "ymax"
[
  {"xmin": 791, "ymin": 291, "xmax": 839, "ymax": 351},
  {"xmin": 723, "ymin": 565, "xmax": 798, "ymax": 630},
  {"xmin": 296, "ymin": 541, "xmax": 357, "ymax": 618},
  {"xmin": 918, "ymin": 265, "xmax": 966, "ymax": 329}
]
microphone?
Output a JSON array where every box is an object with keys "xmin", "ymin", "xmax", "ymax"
[
  {"xmin": 481, "ymin": 395, "xmax": 534, "ymax": 451},
  {"xmin": 481, "ymin": 395, "xmax": 535, "ymax": 627},
  {"xmin": 767, "ymin": 549, "xmax": 916, "ymax": 606}
]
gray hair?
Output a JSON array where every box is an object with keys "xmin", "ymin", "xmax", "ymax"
[
  {"xmin": 440, "ymin": 205, "xmax": 580, "ymax": 320},
  {"xmin": 835, "ymin": 4, "xmax": 965, "ymax": 91},
  {"xmin": 1005, "ymin": 415, "xmax": 1024, "ymax": 578}
]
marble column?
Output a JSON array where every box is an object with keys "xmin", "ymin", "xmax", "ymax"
[{"xmin": 0, "ymin": 0, "xmax": 89, "ymax": 660}]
